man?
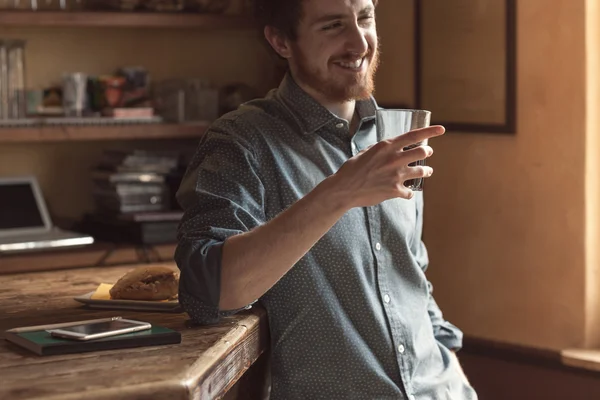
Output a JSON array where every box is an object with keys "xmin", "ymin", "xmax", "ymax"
[{"xmin": 175, "ymin": 0, "xmax": 477, "ymax": 398}]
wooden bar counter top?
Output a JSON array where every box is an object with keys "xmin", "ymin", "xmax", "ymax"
[{"xmin": 0, "ymin": 262, "xmax": 269, "ymax": 400}]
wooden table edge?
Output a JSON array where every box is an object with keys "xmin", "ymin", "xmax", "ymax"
[
  {"xmin": 185, "ymin": 308, "xmax": 269, "ymax": 398},
  {"xmin": 21, "ymin": 309, "xmax": 269, "ymax": 400}
]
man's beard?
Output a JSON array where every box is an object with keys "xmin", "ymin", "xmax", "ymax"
[{"xmin": 292, "ymin": 44, "xmax": 380, "ymax": 103}]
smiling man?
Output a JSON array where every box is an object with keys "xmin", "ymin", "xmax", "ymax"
[{"xmin": 175, "ymin": 0, "xmax": 477, "ymax": 399}]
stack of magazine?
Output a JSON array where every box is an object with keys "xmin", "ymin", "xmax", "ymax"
[
  {"xmin": 80, "ymin": 150, "xmax": 184, "ymax": 245},
  {"xmin": 91, "ymin": 150, "xmax": 179, "ymax": 214}
]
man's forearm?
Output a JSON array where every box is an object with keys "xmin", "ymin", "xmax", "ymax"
[{"xmin": 219, "ymin": 176, "xmax": 350, "ymax": 310}]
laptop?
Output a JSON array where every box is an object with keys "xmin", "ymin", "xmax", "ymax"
[{"xmin": 0, "ymin": 176, "xmax": 94, "ymax": 254}]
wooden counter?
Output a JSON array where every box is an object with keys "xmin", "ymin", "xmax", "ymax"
[
  {"xmin": 0, "ymin": 263, "xmax": 269, "ymax": 400},
  {"xmin": 0, "ymin": 242, "xmax": 178, "ymax": 275}
]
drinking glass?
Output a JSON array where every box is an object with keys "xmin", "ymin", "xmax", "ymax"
[{"xmin": 375, "ymin": 109, "xmax": 432, "ymax": 191}]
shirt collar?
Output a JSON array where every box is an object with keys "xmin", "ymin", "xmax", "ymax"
[{"xmin": 276, "ymin": 73, "xmax": 378, "ymax": 135}]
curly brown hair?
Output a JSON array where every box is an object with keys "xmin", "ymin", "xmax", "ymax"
[{"xmin": 252, "ymin": 0, "xmax": 379, "ymax": 41}]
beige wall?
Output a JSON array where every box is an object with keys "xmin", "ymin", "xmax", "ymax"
[{"xmin": 420, "ymin": 0, "xmax": 591, "ymax": 350}]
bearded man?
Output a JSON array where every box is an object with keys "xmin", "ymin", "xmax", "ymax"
[{"xmin": 175, "ymin": 1, "xmax": 477, "ymax": 399}]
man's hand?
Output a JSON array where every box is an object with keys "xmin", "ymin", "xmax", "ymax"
[{"xmin": 329, "ymin": 125, "xmax": 445, "ymax": 208}]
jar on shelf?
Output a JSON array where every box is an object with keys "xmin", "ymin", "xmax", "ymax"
[
  {"xmin": 6, "ymin": 40, "xmax": 27, "ymax": 120},
  {"xmin": 62, "ymin": 72, "xmax": 89, "ymax": 117},
  {"xmin": 0, "ymin": 41, "xmax": 8, "ymax": 120}
]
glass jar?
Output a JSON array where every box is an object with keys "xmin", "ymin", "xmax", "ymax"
[
  {"xmin": 6, "ymin": 40, "xmax": 26, "ymax": 119},
  {"xmin": 0, "ymin": 41, "xmax": 8, "ymax": 120}
]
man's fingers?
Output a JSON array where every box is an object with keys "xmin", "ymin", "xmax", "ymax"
[
  {"xmin": 393, "ymin": 166, "xmax": 433, "ymax": 201},
  {"xmin": 399, "ymin": 145, "xmax": 433, "ymax": 165},
  {"xmin": 390, "ymin": 125, "xmax": 445, "ymax": 148},
  {"xmin": 403, "ymin": 165, "xmax": 434, "ymax": 180},
  {"xmin": 394, "ymin": 183, "xmax": 415, "ymax": 200}
]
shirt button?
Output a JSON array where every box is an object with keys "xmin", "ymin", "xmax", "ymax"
[
  {"xmin": 375, "ymin": 242, "xmax": 382, "ymax": 251},
  {"xmin": 383, "ymin": 294, "xmax": 391, "ymax": 303},
  {"xmin": 398, "ymin": 344, "xmax": 405, "ymax": 354},
  {"xmin": 336, "ymin": 122, "xmax": 344, "ymax": 129}
]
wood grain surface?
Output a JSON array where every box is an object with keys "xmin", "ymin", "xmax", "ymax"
[
  {"xmin": 0, "ymin": 262, "xmax": 269, "ymax": 400},
  {"xmin": 0, "ymin": 243, "xmax": 178, "ymax": 275}
]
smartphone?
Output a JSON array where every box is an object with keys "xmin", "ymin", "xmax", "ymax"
[{"xmin": 48, "ymin": 317, "xmax": 151, "ymax": 341}]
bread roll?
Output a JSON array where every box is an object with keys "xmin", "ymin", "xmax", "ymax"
[{"xmin": 109, "ymin": 265, "xmax": 179, "ymax": 301}]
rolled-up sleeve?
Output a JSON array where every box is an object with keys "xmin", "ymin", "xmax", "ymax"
[
  {"xmin": 411, "ymin": 194, "xmax": 464, "ymax": 351},
  {"xmin": 175, "ymin": 120, "xmax": 266, "ymax": 325}
]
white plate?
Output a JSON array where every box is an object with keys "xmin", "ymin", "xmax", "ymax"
[{"xmin": 74, "ymin": 291, "xmax": 182, "ymax": 313}]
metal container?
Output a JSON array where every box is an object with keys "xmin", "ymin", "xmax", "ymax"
[{"xmin": 62, "ymin": 72, "xmax": 89, "ymax": 117}]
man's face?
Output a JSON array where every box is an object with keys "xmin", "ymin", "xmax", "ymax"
[{"xmin": 288, "ymin": 0, "xmax": 379, "ymax": 103}]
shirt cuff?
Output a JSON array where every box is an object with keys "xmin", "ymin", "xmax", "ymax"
[{"xmin": 435, "ymin": 321, "xmax": 464, "ymax": 351}]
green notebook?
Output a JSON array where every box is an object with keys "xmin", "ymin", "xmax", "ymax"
[{"xmin": 5, "ymin": 319, "xmax": 181, "ymax": 356}]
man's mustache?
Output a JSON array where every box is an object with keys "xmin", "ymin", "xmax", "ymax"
[{"xmin": 333, "ymin": 47, "xmax": 378, "ymax": 63}]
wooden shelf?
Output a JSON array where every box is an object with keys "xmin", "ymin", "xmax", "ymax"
[
  {"xmin": 0, "ymin": 122, "xmax": 208, "ymax": 143},
  {"xmin": 0, "ymin": 10, "xmax": 255, "ymax": 29}
]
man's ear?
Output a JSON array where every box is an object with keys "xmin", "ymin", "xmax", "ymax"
[{"xmin": 264, "ymin": 26, "xmax": 292, "ymax": 59}]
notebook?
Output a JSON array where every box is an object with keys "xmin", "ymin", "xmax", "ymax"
[
  {"xmin": 0, "ymin": 176, "xmax": 94, "ymax": 254},
  {"xmin": 4, "ymin": 318, "xmax": 181, "ymax": 356}
]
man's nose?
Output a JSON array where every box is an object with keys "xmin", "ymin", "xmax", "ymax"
[{"xmin": 345, "ymin": 23, "xmax": 369, "ymax": 55}]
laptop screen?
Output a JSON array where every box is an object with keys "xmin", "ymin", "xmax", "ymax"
[{"xmin": 0, "ymin": 182, "xmax": 46, "ymax": 230}]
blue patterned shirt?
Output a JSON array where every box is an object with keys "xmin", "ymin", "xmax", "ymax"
[{"xmin": 175, "ymin": 74, "xmax": 477, "ymax": 400}]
